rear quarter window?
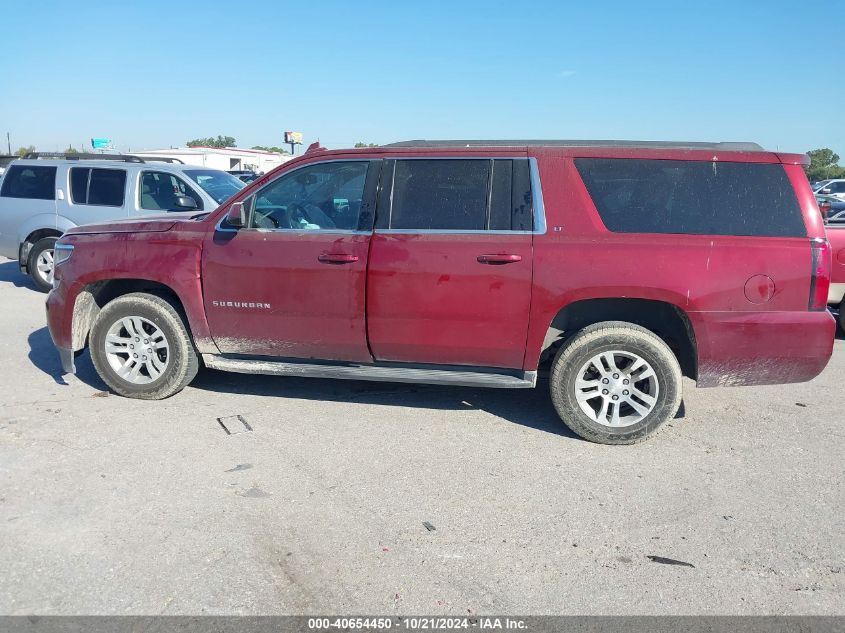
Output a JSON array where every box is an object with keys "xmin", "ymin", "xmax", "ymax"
[
  {"xmin": 575, "ymin": 158, "xmax": 806, "ymax": 237},
  {"xmin": 0, "ymin": 165, "xmax": 57, "ymax": 200}
]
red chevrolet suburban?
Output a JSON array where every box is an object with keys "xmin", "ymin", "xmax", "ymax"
[{"xmin": 45, "ymin": 140, "xmax": 835, "ymax": 444}]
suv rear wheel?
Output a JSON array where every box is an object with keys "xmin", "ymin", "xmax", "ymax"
[
  {"xmin": 839, "ymin": 300, "xmax": 845, "ymax": 332},
  {"xmin": 27, "ymin": 236, "xmax": 58, "ymax": 292},
  {"xmin": 550, "ymin": 321, "xmax": 682, "ymax": 444},
  {"xmin": 89, "ymin": 293, "xmax": 199, "ymax": 399}
]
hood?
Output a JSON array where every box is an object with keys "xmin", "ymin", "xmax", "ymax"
[{"xmin": 64, "ymin": 212, "xmax": 203, "ymax": 236}]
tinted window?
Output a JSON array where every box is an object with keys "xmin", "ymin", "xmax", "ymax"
[
  {"xmin": 575, "ymin": 159, "xmax": 806, "ymax": 237},
  {"xmin": 0, "ymin": 165, "xmax": 56, "ymax": 200},
  {"xmin": 489, "ymin": 159, "xmax": 533, "ymax": 231},
  {"xmin": 383, "ymin": 159, "xmax": 532, "ymax": 231},
  {"xmin": 81, "ymin": 169, "xmax": 126, "ymax": 207},
  {"xmin": 140, "ymin": 171, "xmax": 203, "ymax": 211},
  {"xmin": 249, "ymin": 161, "xmax": 369, "ymax": 230},
  {"xmin": 390, "ymin": 160, "xmax": 489, "ymax": 230},
  {"xmin": 70, "ymin": 167, "xmax": 90, "ymax": 203}
]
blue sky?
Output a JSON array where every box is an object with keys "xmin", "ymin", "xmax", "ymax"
[{"xmin": 1, "ymin": 0, "xmax": 842, "ymax": 157}]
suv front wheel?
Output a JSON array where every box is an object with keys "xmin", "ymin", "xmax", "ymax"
[
  {"xmin": 550, "ymin": 321, "xmax": 682, "ymax": 444},
  {"xmin": 89, "ymin": 293, "xmax": 199, "ymax": 399}
]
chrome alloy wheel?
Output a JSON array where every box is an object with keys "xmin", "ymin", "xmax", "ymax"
[
  {"xmin": 36, "ymin": 249, "xmax": 54, "ymax": 285},
  {"xmin": 104, "ymin": 316, "xmax": 170, "ymax": 384},
  {"xmin": 574, "ymin": 351, "xmax": 659, "ymax": 427}
]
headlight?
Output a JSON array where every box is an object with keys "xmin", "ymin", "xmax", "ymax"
[{"xmin": 54, "ymin": 243, "xmax": 74, "ymax": 266}]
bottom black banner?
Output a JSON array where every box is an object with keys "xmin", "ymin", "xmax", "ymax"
[{"xmin": 0, "ymin": 616, "xmax": 841, "ymax": 633}]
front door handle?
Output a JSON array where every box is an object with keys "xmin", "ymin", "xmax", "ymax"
[
  {"xmin": 477, "ymin": 254, "xmax": 522, "ymax": 265},
  {"xmin": 318, "ymin": 253, "xmax": 359, "ymax": 264}
]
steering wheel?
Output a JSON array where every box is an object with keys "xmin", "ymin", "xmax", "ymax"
[
  {"xmin": 286, "ymin": 201, "xmax": 336, "ymax": 229},
  {"xmin": 252, "ymin": 206, "xmax": 282, "ymax": 229}
]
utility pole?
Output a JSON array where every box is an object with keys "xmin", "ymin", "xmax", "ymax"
[{"xmin": 6, "ymin": 132, "xmax": 10, "ymax": 155}]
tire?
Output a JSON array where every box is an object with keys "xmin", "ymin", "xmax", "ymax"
[
  {"xmin": 27, "ymin": 237, "xmax": 58, "ymax": 293},
  {"xmin": 839, "ymin": 300, "xmax": 845, "ymax": 332},
  {"xmin": 549, "ymin": 321, "xmax": 682, "ymax": 445},
  {"xmin": 89, "ymin": 292, "xmax": 199, "ymax": 399}
]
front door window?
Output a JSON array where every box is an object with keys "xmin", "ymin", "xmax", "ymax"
[{"xmin": 248, "ymin": 161, "xmax": 370, "ymax": 231}]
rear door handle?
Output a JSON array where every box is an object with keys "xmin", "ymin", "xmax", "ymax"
[
  {"xmin": 318, "ymin": 253, "xmax": 359, "ymax": 264},
  {"xmin": 477, "ymin": 254, "xmax": 522, "ymax": 265}
]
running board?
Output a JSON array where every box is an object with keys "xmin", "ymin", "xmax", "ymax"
[{"xmin": 202, "ymin": 355, "xmax": 537, "ymax": 389}]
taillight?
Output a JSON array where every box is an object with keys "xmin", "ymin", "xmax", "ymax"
[
  {"xmin": 819, "ymin": 200, "xmax": 831, "ymax": 220},
  {"xmin": 808, "ymin": 238, "xmax": 831, "ymax": 311}
]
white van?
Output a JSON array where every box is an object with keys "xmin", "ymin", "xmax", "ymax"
[{"xmin": 0, "ymin": 153, "xmax": 246, "ymax": 290}]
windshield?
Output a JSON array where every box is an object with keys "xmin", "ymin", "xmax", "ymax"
[{"xmin": 184, "ymin": 169, "xmax": 246, "ymax": 204}]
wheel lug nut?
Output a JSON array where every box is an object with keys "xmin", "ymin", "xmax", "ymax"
[
  {"xmin": 602, "ymin": 378, "xmax": 609, "ymax": 384},
  {"xmin": 612, "ymin": 395, "xmax": 619, "ymax": 401},
  {"xmin": 602, "ymin": 389, "xmax": 609, "ymax": 395},
  {"xmin": 133, "ymin": 353, "xmax": 138, "ymax": 358},
  {"xmin": 129, "ymin": 344, "xmax": 134, "ymax": 349},
  {"xmin": 135, "ymin": 338, "xmax": 140, "ymax": 342},
  {"xmin": 613, "ymin": 373, "xmax": 619, "ymax": 379},
  {"xmin": 623, "ymin": 379, "xmax": 630, "ymax": 385},
  {"xmin": 623, "ymin": 390, "xmax": 629, "ymax": 395},
  {"xmin": 142, "ymin": 356, "xmax": 147, "ymax": 360}
]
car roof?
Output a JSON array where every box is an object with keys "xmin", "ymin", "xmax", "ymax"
[
  {"xmin": 383, "ymin": 139, "xmax": 765, "ymax": 151},
  {"xmin": 10, "ymin": 158, "xmax": 214, "ymax": 172}
]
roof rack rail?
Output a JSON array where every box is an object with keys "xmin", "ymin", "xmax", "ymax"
[
  {"xmin": 131, "ymin": 155, "xmax": 184, "ymax": 164},
  {"xmin": 383, "ymin": 139, "xmax": 765, "ymax": 151},
  {"xmin": 22, "ymin": 152, "xmax": 145, "ymax": 163}
]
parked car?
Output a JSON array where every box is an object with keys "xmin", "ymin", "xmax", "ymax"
[
  {"xmin": 827, "ymin": 225, "xmax": 845, "ymax": 329},
  {"xmin": 0, "ymin": 153, "xmax": 245, "ymax": 291},
  {"xmin": 813, "ymin": 178, "xmax": 845, "ymax": 200},
  {"xmin": 45, "ymin": 140, "xmax": 835, "ymax": 444},
  {"xmin": 817, "ymin": 194, "xmax": 845, "ymax": 223}
]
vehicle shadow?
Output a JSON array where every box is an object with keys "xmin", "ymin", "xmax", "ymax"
[
  {"xmin": 28, "ymin": 326, "xmax": 686, "ymax": 441},
  {"xmin": 190, "ymin": 367, "xmax": 582, "ymax": 439},
  {"xmin": 27, "ymin": 326, "xmax": 104, "ymax": 388},
  {"xmin": 0, "ymin": 260, "xmax": 36, "ymax": 290}
]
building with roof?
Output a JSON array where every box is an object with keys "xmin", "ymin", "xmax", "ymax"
[{"xmin": 132, "ymin": 146, "xmax": 291, "ymax": 174}]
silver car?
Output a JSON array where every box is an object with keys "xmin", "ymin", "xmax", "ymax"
[{"xmin": 0, "ymin": 153, "xmax": 246, "ymax": 290}]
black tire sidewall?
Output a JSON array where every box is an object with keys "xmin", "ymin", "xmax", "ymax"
[
  {"xmin": 551, "ymin": 328, "xmax": 681, "ymax": 444},
  {"xmin": 90, "ymin": 295, "xmax": 193, "ymax": 399},
  {"xmin": 27, "ymin": 237, "xmax": 58, "ymax": 293}
]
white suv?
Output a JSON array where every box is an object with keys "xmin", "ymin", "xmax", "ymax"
[
  {"xmin": 0, "ymin": 153, "xmax": 246, "ymax": 290},
  {"xmin": 813, "ymin": 179, "xmax": 845, "ymax": 200}
]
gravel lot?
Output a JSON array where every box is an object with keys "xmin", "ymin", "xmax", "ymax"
[{"xmin": 0, "ymin": 256, "xmax": 842, "ymax": 615}]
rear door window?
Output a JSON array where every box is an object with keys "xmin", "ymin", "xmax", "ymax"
[
  {"xmin": 381, "ymin": 159, "xmax": 533, "ymax": 231},
  {"xmin": 575, "ymin": 158, "xmax": 806, "ymax": 237},
  {"xmin": 70, "ymin": 168, "xmax": 127, "ymax": 206},
  {"xmin": 0, "ymin": 165, "xmax": 56, "ymax": 200},
  {"xmin": 88, "ymin": 169, "xmax": 126, "ymax": 206}
]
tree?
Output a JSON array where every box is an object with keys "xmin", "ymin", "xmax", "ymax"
[
  {"xmin": 354, "ymin": 142, "xmax": 378, "ymax": 148},
  {"xmin": 186, "ymin": 135, "xmax": 236, "ymax": 149},
  {"xmin": 251, "ymin": 145, "xmax": 290, "ymax": 155},
  {"xmin": 806, "ymin": 148, "xmax": 845, "ymax": 182},
  {"xmin": 15, "ymin": 145, "xmax": 35, "ymax": 157},
  {"xmin": 65, "ymin": 146, "xmax": 79, "ymax": 154}
]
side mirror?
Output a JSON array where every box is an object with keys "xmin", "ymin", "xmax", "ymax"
[
  {"xmin": 173, "ymin": 195, "xmax": 198, "ymax": 210},
  {"xmin": 226, "ymin": 201, "xmax": 247, "ymax": 227}
]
